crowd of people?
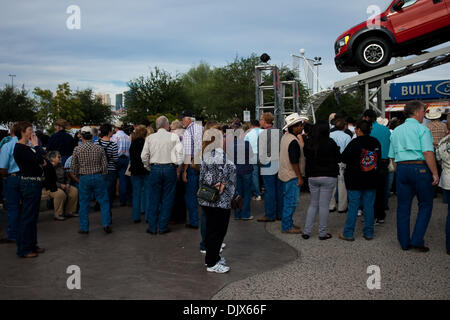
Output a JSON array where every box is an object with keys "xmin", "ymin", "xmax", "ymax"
[{"xmin": 0, "ymin": 100, "xmax": 449, "ymax": 274}]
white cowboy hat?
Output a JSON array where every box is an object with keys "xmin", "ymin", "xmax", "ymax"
[
  {"xmin": 425, "ymin": 107, "xmax": 442, "ymax": 120},
  {"xmin": 283, "ymin": 113, "xmax": 309, "ymax": 131},
  {"xmin": 376, "ymin": 117, "xmax": 389, "ymax": 126}
]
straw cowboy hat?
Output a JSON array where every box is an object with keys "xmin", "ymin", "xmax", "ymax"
[
  {"xmin": 283, "ymin": 113, "xmax": 309, "ymax": 131},
  {"xmin": 376, "ymin": 117, "xmax": 389, "ymax": 126},
  {"xmin": 425, "ymin": 107, "xmax": 442, "ymax": 120}
]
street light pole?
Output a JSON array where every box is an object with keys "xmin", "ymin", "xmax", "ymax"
[
  {"xmin": 313, "ymin": 57, "xmax": 322, "ymax": 93},
  {"xmin": 8, "ymin": 74, "xmax": 16, "ymax": 88}
]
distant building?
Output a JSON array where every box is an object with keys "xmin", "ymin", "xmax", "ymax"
[
  {"xmin": 95, "ymin": 93, "xmax": 111, "ymax": 106},
  {"xmin": 115, "ymin": 93, "xmax": 123, "ymax": 111}
]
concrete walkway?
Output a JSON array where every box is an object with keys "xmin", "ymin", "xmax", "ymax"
[
  {"xmin": 0, "ymin": 193, "xmax": 448, "ymax": 300},
  {"xmin": 214, "ymin": 194, "xmax": 450, "ymax": 300},
  {"xmin": 0, "ymin": 202, "xmax": 297, "ymax": 300}
]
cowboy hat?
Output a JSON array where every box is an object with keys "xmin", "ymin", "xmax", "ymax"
[
  {"xmin": 425, "ymin": 107, "xmax": 442, "ymax": 120},
  {"xmin": 283, "ymin": 113, "xmax": 308, "ymax": 131},
  {"xmin": 376, "ymin": 117, "xmax": 389, "ymax": 126},
  {"xmin": 54, "ymin": 119, "xmax": 70, "ymax": 129}
]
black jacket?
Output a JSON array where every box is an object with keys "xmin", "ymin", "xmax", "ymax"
[
  {"xmin": 43, "ymin": 162, "xmax": 58, "ymax": 192},
  {"xmin": 342, "ymin": 135, "xmax": 381, "ymax": 190},
  {"xmin": 129, "ymin": 138, "xmax": 149, "ymax": 176},
  {"xmin": 47, "ymin": 130, "xmax": 76, "ymax": 157},
  {"xmin": 304, "ymin": 138, "xmax": 341, "ymax": 178}
]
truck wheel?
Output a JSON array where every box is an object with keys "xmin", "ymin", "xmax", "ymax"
[{"xmin": 356, "ymin": 37, "xmax": 392, "ymax": 72}]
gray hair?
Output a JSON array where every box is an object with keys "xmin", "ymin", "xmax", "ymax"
[
  {"xmin": 155, "ymin": 116, "xmax": 169, "ymax": 130},
  {"xmin": 48, "ymin": 151, "xmax": 61, "ymax": 161}
]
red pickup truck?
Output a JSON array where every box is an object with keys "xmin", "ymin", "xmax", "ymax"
[{"xmin": 335, "ymin": 0, "xmax": 450, "ymax": 73}]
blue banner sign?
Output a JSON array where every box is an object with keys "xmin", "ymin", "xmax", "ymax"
[{"xmin": 389, "ymin": 80, "xmax": 450, "ymax": 101}]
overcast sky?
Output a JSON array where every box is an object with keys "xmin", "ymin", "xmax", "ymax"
[{"xmin": 1, "ymin": 0, "xmax": 449, "ymax": 105}]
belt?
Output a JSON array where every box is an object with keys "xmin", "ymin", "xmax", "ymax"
[
  {"xmin": 398, "ymin": 161, "xmax": 426, "ymax": 165},
  {"xmin": 380, "ymin": 159, "xmax": 390, "ymax": 163},
  {"xmin": 150, "ymin": 163, "xmax": 176, "ymax": 167},
  {"xmin": 20, "ymin": 176, "xmax": 44, "ymax": 181},
  {"xmin": 8, "ymin": 172, "xmax": 20, "ymax": 176},
  {"xmin": 80, "ymin": 173, "xmax": 102, "ymax": 176}
]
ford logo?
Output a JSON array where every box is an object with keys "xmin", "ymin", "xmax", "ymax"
[{"xmin": 436, "ymin": 81, "xmax": 450, "ymax": 96}]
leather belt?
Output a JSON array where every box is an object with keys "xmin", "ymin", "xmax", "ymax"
[
  {"xmin": 20, "ymin": 176, "xmax": 44, "ymax": 181},
  {"xmin": 398, "ymin": 161, "xmax": 425, "ymax": 165},
  {"xmin": 8, "ymin": 172, "xmax": 20, "ymax": 176}
]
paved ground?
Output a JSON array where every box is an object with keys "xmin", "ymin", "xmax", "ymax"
[
  {"xmin": 0, "ymin": 201, "xmax": 297, "ymax": 300},
  {"xmin": 214, "ymin": 193, "xmax": 450, "ymax": 300},
  {"xmin": 0, "ymin": 193, "xmax": 449, "ymax": 300}
]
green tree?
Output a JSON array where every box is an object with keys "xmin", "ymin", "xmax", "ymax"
[
  {"xmin": 0, "ymin": 85, "xmax": 36, "ymax": 126},
  {"xmin": 181, "ymin": 62, "xmax": 214, "ymax": 118},
  {"xmin": 315, "ymin": 91, "xmax": 365, "ymax": 121},
  {"xmin": 75, "ymin": 89, "xmax": 113, "ymax": 125},
  {"xmin": 124, "ymin": 67, "xmax": 191, "ymax": 124},
  {"xmin": 34, "ymin": 83, "xmax": 84, "ymax": 128},
  {"xmin": 34, "ymin": 83, "xmax": 112, "ymax": 129}
]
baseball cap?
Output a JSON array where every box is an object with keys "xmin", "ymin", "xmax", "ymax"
[{"xmin": 80, "ymin": 126, "xmax": 93, "ymax": 135}]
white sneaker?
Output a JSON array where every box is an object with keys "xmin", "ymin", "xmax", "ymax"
[
  {"xmin": 221, "ymin": 243, "xmax": 226, "ymax": 249},
  {"xmin": 207, "ymin": 262, "xmax": 230, "ymax": 273},
  {"xmin": 357, "ymin": 210, "xmax": 363, "ymax": 217},
  {"xmin": 205, "ymin": 257, "xmax": 227, "ymax": 267},
  {"xmin": 254, "ymin": 196, "xmax": 262, "ymax": 201},
  {"xmin": 200, "ymin": 249, "xmax": 206, "ymax": 254}
]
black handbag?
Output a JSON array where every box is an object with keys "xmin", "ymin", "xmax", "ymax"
[{"xmin": 197, "ymin": 184, "xmax": 219, "ymax": 202}]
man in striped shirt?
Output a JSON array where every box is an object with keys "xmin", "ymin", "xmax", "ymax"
[
  {"xmin": 180, "ymin": 110, "xmax": 203, "ymax": 229},
  {"xmin": 111, "ymin": 121, "xmax": 131, "ymax": 206},
  {"xmin": 71, "ymin": 126, "xmax": 112, "ymax": 234}
]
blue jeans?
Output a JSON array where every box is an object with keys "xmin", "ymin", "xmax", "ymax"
[
  {"xmin": 147, "ymin": 165, "xmax": 177, "ymax": 233},
  {"xmin": 281, "ymin": 178, "xmax": 300, "ymax": 231},
  {"xmin": 235, "ymin": 173, "xmax": 252, "ymax": 219},
  {"xmin": 344, "ymin": 189, "xmax": 376, "ymax": 239},
  {"xmin": 131, "ymin": 174, "xmax": 149, "ymax": 222},
  {"xmin": 384, "ymin": 171, "xmax": 394, "ymax": 209},
  {"xmin": 251, "ymin": 165, "xmax": 261, "ymax": 197},
  {"xmin": 78, "ymin": 175, "xmax": 111, "ymax": 231},
  {"xmin": 184, "ymin": 167, "xmax": 199, "ymax": 227},
  {"xmin": 262, "ymin": 174, "xmax": 284, "ymax": 220},
  {"xmin": 445, "ymin": 190, "xmax": 450, "ymax": 253},
  {"xmin": 4, "ymin": 175, "xmax": 20, "ymax": 241},
  {"xmin": 396, "ymin": 164, "xmax": 434, "ymax": 250},
  {"xmin": 103, "ymin": 170, "xmax": 116, "ymax": 212},
  {"xmin": 117, "ymin": 156, "xmax": 131, "ymax": 205},
  {"xmin": 16, "ymin": 179, "xmax": 42, "ymax": 257}
]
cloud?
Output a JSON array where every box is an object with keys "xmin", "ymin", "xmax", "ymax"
[{"xmin": 0, "ymin": 0, "xmax": 448, "ymax": 106}]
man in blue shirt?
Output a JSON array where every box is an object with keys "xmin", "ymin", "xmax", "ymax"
[
  {"xmin": 244, "ymin": 120, "xmax": 262, "ymax": 200},
  {"xmin": 389, "ymin": 100, "xmax": 439, "ymax": 253},
  {"xmin": 363, "ymin": 110, "xmax": 391, "ymax": 224},
  {"xmin": 329, "ymin": 118, "xmax": 351, "ymax": 213},
  {"xmin": 0, "ymin": 124, "xmax": 20, "ymax": 243}
]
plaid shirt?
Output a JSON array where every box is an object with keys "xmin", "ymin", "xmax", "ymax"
[
  {"xmin": 71, "ymin": 141, "xmax": 108, "ymax": 176},
  {"xmin": 427, "ymin": 120, "xmax": 448, "ymax": 149},
  {"xmin": 182, "ymin": 121, "xmax": 203, "ymax": 163},
  {"xmin": 111, "ymin": 130, "xmax": 131, "ymax": 157}
]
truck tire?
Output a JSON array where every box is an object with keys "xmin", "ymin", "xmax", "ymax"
[{"xmin": 355, "ymin": 37, "xmax": 392, "ymax": 72}]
